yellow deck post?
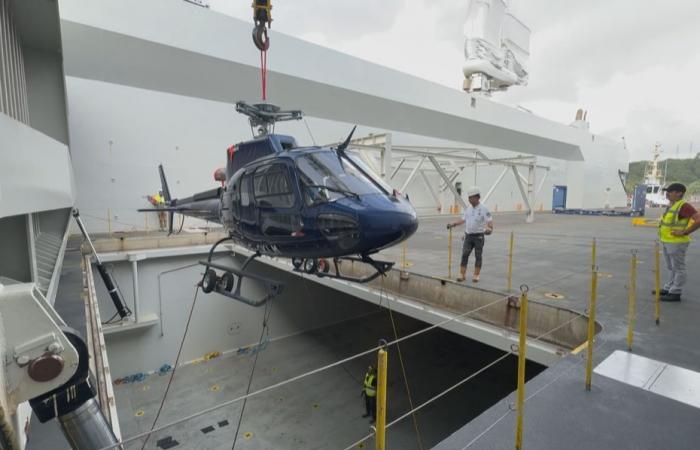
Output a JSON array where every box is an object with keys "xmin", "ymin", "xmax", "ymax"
[
  {"xmin": 448, "ymin": 227, "xmax": 453, "ymax": 279},
  {"xmin": 507, "ymin": 231, "xmax": 514, "ymax": 291},
  {"xmin": 402, "ymin": 241, "xmax": 407, "ymax": 270},
  {"xmin": 375, "ymin": 348, "xmax": 388, "ymax": 450},
  {"xmin": 654, "ymin": 241, "xmax": 661, "ymax": 325},
  {"xmin": 627, "ymin": 251, "xmax": 637, "ymax": 351},
  {"xmin": 591, "ymin": 238, "xmax": 597, "ymax": 271},
  {"xmin": 514, "ymin": 285, "xmax": 529, "ymax": 450},
  {"xmin": 585, "ymin": 267, "xmax": 598, "ymax": 391},
  {"xmin": 107, "ymin": 208, "xmax": 112, "ymax": 236}
]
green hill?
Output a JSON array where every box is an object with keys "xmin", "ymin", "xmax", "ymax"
[{"xmin": 626, "ymin": 156, "xmax": 700, "ymax": 196}]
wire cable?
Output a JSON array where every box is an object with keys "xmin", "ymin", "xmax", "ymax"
[
  {"xmin": 100, "ymin": 260, "xmax": 608, "ymax": 450},
  {"xmin": 140, "ymin": 285, "xmax": 200, "ymax": 450},
  {"xmin": 380, "ymin": 277, "xmax": 425, "ymax": 450},
  {"xmin": 231, "ymin": 296, "xmax": 274, "ymax": 449}
]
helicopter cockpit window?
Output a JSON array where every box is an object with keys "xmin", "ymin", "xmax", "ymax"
[
  {"xmin": 296, "ymin": 151, "xmax": 383, "ymax": 205},
  {"xmin": 253, "ymin": 165, "xmax": 294, "ymax": 208}
]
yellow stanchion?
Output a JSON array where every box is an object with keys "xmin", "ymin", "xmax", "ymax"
[
  {"xmin": 507, "ymin": 231, "xmax": 514, "ymax": 292},
  {"xmin": 448, "ymin": 227, "xmax": 453, "ymax": 279},
  {"xmin": 627, "ymin": 251, "xmax": 637, "ymax": 351},
  {"xmin": 107, "ymin": 208, "xmax": 112, "ymax": 236},
  {"xmin": 402, "ymin": 241, "xmax": 407, "ymax": 270},
  {"xmin": 375, "ymin": 348, "xmax": 388, "ymax": 450},
  {"xmin": 591, "ymin": 238, "xmax": 597, "ymax": 271},
  {"xmin": 654, "ymin": 241, "xmax": 661, "ymax": 326},
  {"xmin": 585, "ymin": 267, "xmax": 598, "ymax": 391},
  {"xmin": 514, "ymin": 285, "xmax": 529, "ymax": 450}
]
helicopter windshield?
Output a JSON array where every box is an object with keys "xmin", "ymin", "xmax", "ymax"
[{"xmin": 297, "ymin": 151, "xmax": 383, "ymax": 205}]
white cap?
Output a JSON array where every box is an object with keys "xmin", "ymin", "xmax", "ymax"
[{"xmin": 466, "ymin": 186, "xmax": 481, "ymax": 197}]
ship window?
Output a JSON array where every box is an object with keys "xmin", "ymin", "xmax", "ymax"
[{"xmin": 253, "ymin": 165, "xmax": 294, "ymax": 208}]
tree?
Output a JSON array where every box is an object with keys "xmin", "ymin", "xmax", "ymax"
[{"xmin": 687, "ymin": 180, "xmax": 700, "ymax": 197}]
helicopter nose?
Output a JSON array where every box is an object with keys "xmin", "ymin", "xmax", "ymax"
[{"xmin": 361, "ymin": 206, "xmax": 418, "ymax": 250}]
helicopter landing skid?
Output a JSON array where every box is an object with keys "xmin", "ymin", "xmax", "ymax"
[
  {"xmin": 291, "ymin": 255, "xmax": 394, "ymax": 284},
  {"xmin": 199, "ymin": 252, "xmax": 284, "ymax": 306}
]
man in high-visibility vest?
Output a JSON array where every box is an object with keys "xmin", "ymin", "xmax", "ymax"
[
  {"xmin": 361, "ymin": 365, "xmax": 377, "ymax": 423},
  {"xmin": 658, "ymin": 183, "xmax": 700, "ymax": 302},
  {"xmin": 147, "ymin": 191, "xmax": 167, "ymax": 230}
]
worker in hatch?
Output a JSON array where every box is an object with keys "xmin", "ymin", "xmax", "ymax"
[
  {"xmin": 362, "ymin": 364, "xmax": 377, "ymax": 423},
  {"xmin": 656, "ymin": 183, "xmax": 700, "ymax": 302},
  {"xmin": 447, "ymin": 186, "xmax": 494, "ymax": 283},
  {"xmin": 146, "ymin": 190, "xmax": 167, "ymax": 231}
]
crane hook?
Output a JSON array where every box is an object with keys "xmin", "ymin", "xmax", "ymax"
[{"xmin": 252, "ymin": 0, "xmax": 272, "ymax": 51}]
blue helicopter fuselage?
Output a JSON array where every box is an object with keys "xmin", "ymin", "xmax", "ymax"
[{"xmin": 218, "ymin": 135, "xmax": 418, "ymax": 259}]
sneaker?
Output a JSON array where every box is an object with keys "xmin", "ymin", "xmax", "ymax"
[
  {"xmin": 362, "ymin": 414, "xmax": 370, "ymax": 418},
  {"xmin": 652, "ymin": 289, "xmax": 669, "ymax": 296},
  {"xmin": 472, "ymin": 274, "xmax": 480, "ymax": 283},
  {"xmin": 660, "ymin": 293, "xmax": 681, "ymax": 302}
]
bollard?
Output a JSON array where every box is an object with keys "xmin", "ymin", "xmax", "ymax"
[
  {"xmin": 514, "ymin": 285, "xmax": 529, "ymax": 450},
  {"xmin": 507, "ymin": 231, "xmax": 515, "ymax": 292},
  {"xmin": 654, "ymin": 241, "xmax": 661, "ymax": 325},
  {"xmin": 627, "ymin": 251, "xmax": 638, "ymax": 351},
  {"xmin": 585, "ymin": 267, "xmax": 598, "ymax": 391},
  {"xmin": 375, "ymin": 348, "xmax": 388, "ymax": 450},
  {"xmin": 591, "ymin": 238, "xmax": 597, "ymax": 271},
  {"xmin": 448, "ymin": 227, "xmax": 453, "ymax": 279}
]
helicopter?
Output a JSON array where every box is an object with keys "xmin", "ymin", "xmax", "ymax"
[{"xmin": 142, "ymin": 102, "xmax": 418, "ymax": 304}]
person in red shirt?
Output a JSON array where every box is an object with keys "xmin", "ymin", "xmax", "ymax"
[{"xmin": 657, "ymin": 183, "xmax": 700, "ymax": 302}]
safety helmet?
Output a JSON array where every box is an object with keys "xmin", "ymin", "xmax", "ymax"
[{"xmin": 466, "ymin": 186, "xmax": 481, "ymax": 197}]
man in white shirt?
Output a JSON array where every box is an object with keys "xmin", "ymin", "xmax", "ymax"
[{"xmin": 447, "ymin": 186, "xmax": 494, "ymax": 282}]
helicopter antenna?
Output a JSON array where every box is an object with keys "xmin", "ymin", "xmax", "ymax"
[
  {"xmin": 336, "ymin": 126, "xmax": 357, "ymax": 154},
  {"xmin": 235, "ymin": 101, "xmax": 302, "ymax": 137}
]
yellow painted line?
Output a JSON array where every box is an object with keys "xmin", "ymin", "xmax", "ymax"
[{"xmin": 571, "ymin": 341, "xmax": 588, "ymax": 355}]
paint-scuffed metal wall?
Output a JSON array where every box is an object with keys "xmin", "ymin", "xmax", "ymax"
[{"xmin": 0, "ymin": 0, "xmax": 29, "ymax": 124}]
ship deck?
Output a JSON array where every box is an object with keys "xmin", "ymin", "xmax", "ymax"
[{"xmin": 28, "ymin": 208, "xmax": 700, "ymax": 450}]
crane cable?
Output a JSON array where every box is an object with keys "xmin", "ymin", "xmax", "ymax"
[{"xmin": 252, "ymin": 0, "xmax": 272, "ymax": 101}]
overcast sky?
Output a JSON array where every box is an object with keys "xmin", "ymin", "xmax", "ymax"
[{"xmin": 208, "ymin": 0, "xmax": 700, "ymax": 162}]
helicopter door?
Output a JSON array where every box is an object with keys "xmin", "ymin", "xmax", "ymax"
[
  {"xmin": 253, "ymin": 163, "xmax": 302, "ymax": 238},
  {"xmin": 238, "ymin": 173, "xmax": 257, "ymax": 236}
]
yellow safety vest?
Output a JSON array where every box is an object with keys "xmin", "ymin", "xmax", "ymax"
[
  {"xmin": 364, "ymin": 373, "xmax": 376, "ymax": 397},
  {"xmin": 659, "ymin": 200, "xmax": 690, "ymax": 244},
  {"xmin": 154, "ymin": 194, "xmax": 164, "ymax": 205}
]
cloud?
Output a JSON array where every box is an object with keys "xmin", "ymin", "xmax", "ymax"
[{"xmin": 208, "ymin": 0, "xmax": 700, "ymax": 162}]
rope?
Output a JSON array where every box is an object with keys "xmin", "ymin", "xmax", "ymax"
[
  {"xmin": 341, "ymin": 282, "xmax": 609, "ymax": 450},
  {"xmin": 140, "ymin": 285, "xmax": 200, "ymax": 450},
  {"xmin": 381, "ymin": 277, "xmax": 425, "ymax": 450},
  {"xmin": 231, "ymin": 295, "xmax": 274, "ymax": 449},
  {"xmin": 100, "ymin": 260, "xmax": 610, "ymax": 450},
  {"xmin": 303, "ymin": 117, "xmax": 317, "ymax": 146},
  {"xmin": 460, "ymin": 266, "xmax": 660, "ymax": 449}
]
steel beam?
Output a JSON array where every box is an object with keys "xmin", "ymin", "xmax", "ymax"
[
  {"xmin": 482, "ymin": 167, "xmax": 510, "ymax": 205},
  {"xmin": 512, "ymin": 166, "xmax": 532, "ymax": 222},
  {"xmin": 419, "ymin": 170, "xmax": 441, "ymax": 207},
  {"xmin": 429, "ymin": 156, "xmax": 468, "ymax": 210},
  {"xmin": 400, "ymin": 156, "xmax": 426, "ymax": 193}
]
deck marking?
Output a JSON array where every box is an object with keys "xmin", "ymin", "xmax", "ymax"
[{"xmin": 595, "ymin": 350, "xmax": 700, "ymax": 409}]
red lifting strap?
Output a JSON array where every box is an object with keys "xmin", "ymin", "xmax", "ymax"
[
  {"xmin": 227, "ymin": 145, "xmax": 236, "ymax": 162},
  {"xmin": 260, "ymin": 50, "xmax": 268, "ymax": 101}
]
